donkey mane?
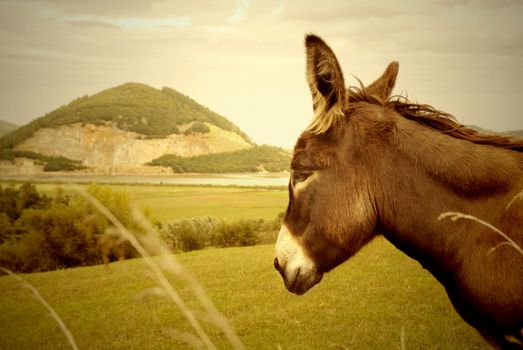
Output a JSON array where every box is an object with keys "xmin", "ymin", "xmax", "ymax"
[{"xmin": 347, "ymin": 85, "xmax": 523, "ymax": 152}]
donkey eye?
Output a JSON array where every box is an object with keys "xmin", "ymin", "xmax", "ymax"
[{"xmin": 292, "ymin": 171, "xmax": 312, "ymax": 185}]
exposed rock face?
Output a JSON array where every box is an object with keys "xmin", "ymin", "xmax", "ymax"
[{"xmin": 15, "ymin": 122, "xmax": 251, "ymax": 168}]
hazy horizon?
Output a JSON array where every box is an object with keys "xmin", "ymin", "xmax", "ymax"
[{"xmin": 1, "ymin": 0, "xmax": 522, "ymax": 148}]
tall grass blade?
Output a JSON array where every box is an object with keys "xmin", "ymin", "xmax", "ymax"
[
  {"xmin": 506, "ymin": 189, "xmax": 523, "ymax": 211},
  {"xmin": 131, "ymin": 205, "xmax": 246, "ymax": 350},
  {"xmin": 78, "ymin": 188, "xmax": 246, "ymax": 350}
]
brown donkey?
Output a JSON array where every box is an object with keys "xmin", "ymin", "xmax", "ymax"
[{"xmin": 274, "ymin": 34, "xmax": 523, "ymax": 349}]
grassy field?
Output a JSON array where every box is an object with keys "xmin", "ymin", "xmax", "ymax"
[
  {"xmin": 0, "ymin": 240, "xmax": 488, "ymax": 349},
  {"xmin": 28, "ymin": 183, "xmax": 288, "ymax": 223}
]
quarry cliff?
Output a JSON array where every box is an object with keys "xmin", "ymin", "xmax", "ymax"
[{"xmin": 15, "ymin": 122, "xmax": 250, "ymax": 168}]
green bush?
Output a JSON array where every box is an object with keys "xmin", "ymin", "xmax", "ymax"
[
  {"xmin": 256, "ymin": 212, "xmax": 284, "ymax": 244},
  {"xmin": 167, "ymin": 218, "xmax": 202, "ymax": 251},
  {"xmin": 43, "ymin": 156, "xmax": 86, "ymax": 172},
  {"xmin": 0, "ymin": 150, "xmax": 86, "ymax": 172},
  {"xmin": 148, "ymin": 145, "xmax": 291, "ymax": 173},
  {"xmin": 0, "ymin": 205, "xmax": 103, "ymax": 272},
  {"xmin": 163, "ymin": 216, "xmax": 218, "ymax": 252},
  {"xmin": 0, "ymin": 184, "xmax": 145, "ymax": 273},
  {"xmin": 0, "ymin": 213, "xmax": 12, "ymax": 245},
  {"xmin": 0, "ymin": 183, "xmax": 51, "ymax": 223},
  {"xmin": 211, "ymin": 219, "xmax": 261, "ymax": 248},
  {"xmin": 86, "ymin": 184, "xmax": 138, "ymax": 230},
  {"xmin": 0, "ymin": 149, "xmax": 15, "ymax": 161},
  {"xmin": 184, "ymin": 121, "xmax": 210, "ymax": 135},
  {"xmin": 163, "ymin": 214, "xmax": 282, "ymax": 251}
]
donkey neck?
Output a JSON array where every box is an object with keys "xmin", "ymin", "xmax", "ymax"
[
  {"xmin": 395, "ymin": 117, "xmax": 522, "ymax": 197},
  {"xmin": 375, "ymin": 116, "xmax": 523, "ymax": 283}
]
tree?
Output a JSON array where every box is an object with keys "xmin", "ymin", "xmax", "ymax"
[{"xmin": 0, "ymin": 183, "xmax": 51, "ymax": 222}]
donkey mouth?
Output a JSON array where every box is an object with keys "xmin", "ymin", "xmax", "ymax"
[
  {"xmin": 274, "ymin": 223, "xmax": 323, "ymax": 294},
  {"xmin": 284, "ymin": 268, "xmax": 323, "ymax": 295}
]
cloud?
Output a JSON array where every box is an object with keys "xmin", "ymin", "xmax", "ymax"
[
  {"xmin": 270, "ymin": 3, "xmax": 284, "ymax": 17},
  {"xmin": 49, "ymin": 13, "xmax": 192, "ymax": 30},
  {"xmin": 65, "ymin": 19, "xmax": 119, "ymax": 29},
  {"xmin": 228, "ymin": 0, "xmax": 251, "ymax": 23},
  {"xmin": 20, "ymin": 0, "xmax": 154, "ymax": 17},
  {"xmin": 279, "ymin": 0, "xmax": 523, "ymax": 61}
]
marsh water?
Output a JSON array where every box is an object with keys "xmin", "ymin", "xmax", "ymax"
[{"xmin": 0, "ymin": 172, "xmax": 290, "ymax": 187}]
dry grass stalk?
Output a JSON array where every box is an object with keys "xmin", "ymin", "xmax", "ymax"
[
  {"xmin": 130, "ymin": 205, "xmax": 246, "ymax": 350},
  {"xmin": 438, "ymin": 212, "xmax": 523, "ymax": 256},
  {"xmin": 506, "ymin": 189, "xmax": 523, "ymax": 211},
  {"xmin": 78, "ymin": 188, "xmax": 246, "ymax": 350},
  {"xmin": 0, "ymin": 267, "xmax": 79, "ymax": 350}
]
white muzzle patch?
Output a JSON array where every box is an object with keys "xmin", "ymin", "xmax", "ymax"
[{"xmin": 274, "ymin": 224, "xmax": 323, "ymax": 295}]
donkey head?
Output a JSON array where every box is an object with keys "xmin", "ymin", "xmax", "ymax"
[{"xmin": 274, "ymin": 35, "xmax": 399, "ymax": 294}]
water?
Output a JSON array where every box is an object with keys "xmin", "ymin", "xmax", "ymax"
[{"xmin": 0, "ymin": 173, "xmax": 290, "ymax": 187}]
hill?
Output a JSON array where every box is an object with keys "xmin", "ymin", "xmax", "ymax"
[
  {"xmin": 504, "ymin": 129, "xmax": 523, "ymax": 137},
  {"xmin": 0, "ymin": 83, "xmax": 250, "ymax": 150},
  {"xmin": 0, "ymin": 83, "xmax": 292, "ymax": 174},
  {"xmin": 468, "ymin": 125, "xmax": 523, "ymax": 138},
  {"xmin": 0, "ymin": 120, "xmax": 17, "ymax": 137}
]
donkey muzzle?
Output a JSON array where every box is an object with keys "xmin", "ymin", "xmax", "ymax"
[{"xmin": 274, "ymin": 225, "xmax": 323, "ymax": 295}]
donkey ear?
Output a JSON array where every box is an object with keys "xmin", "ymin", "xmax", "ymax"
[
  {"xmin": 366, "ymin": 61, "xmax": 399, "ymax": 101},
  {"xmin": 305, "ymin": 34, "xmax": 346, "ymax": 134}
]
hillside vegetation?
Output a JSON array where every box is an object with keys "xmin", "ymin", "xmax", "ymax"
[
  {"xmin": 505, "ymin": 129, "xmax": 523, "ymax": 137},
  {"xmin": 148, "ymin": 145, "xmax": 291, "ymax": 173},
  {"xmin": 0, "ymin": 149, "xmax": 86, "ymax": 172},
  {"xmin": 0, "ymin": 83, "xmax": 250, "ymax": 149},
  {"xmin": 0, "ymin": 120, "xmax": 17, "ymax": 137}
]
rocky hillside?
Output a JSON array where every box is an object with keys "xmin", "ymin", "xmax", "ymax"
[
  {"xmin": 0, "ymin": 83, "xmax": 286, "ymax": 174},
  {"xmin": 15, "ymin": 122, "xmax": 250, "ymax": 168}
]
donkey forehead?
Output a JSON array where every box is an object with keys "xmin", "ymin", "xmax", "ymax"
[{"xmin": 291, "ymin": 132, "xmax": 339, "ymax": 170}]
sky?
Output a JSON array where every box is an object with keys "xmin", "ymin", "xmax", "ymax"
[{"xmin": 0, "ymin": 0, "xmax": 522, "ymax": 149}]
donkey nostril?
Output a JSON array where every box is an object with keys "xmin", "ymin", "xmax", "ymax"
[{"xmin": 274, "ymin": 257, "xmax": 280, "ymax": 272}]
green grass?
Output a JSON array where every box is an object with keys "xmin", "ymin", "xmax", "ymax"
[
  {"xmin": 0, "ymin": 240, "xmax": 487, "ymax": 349},
  {"xmin": 28, "ymin": 183, "xmax": 288, "ymax": 223}
]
